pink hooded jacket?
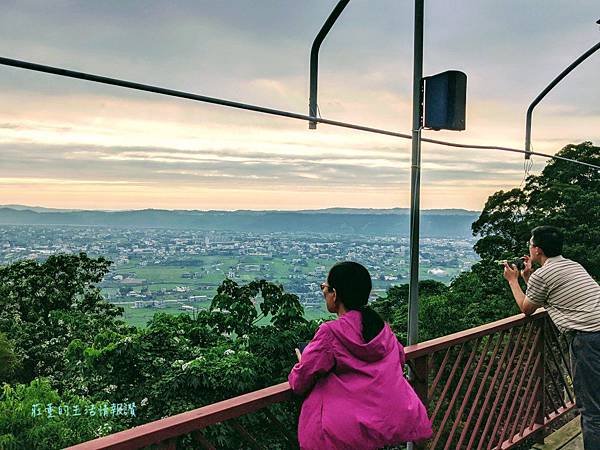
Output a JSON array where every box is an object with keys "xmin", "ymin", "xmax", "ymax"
[{"xmin": 288, "ymin": 310, "xmax": 432, "ymax": 450}]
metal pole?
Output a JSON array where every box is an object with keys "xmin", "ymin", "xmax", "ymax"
[
  {"xmin": 408, "ymin": 0, "xmax": 424, "ymax": 350},
  {"xmin": 309, "ymin": 0, "xmax": 351, "ymax": 129},
  {"xmin": 406, "ymin": 7, "xmax": 424, "ymax": 448},
  {"xmin": 525, "ymin": 40, "xmax": 600, "ymax": 159}
]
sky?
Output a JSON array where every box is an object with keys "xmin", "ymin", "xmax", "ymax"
[{"xmin": 0, "ymin": 0, "xmax": 598, "ymax": 211}]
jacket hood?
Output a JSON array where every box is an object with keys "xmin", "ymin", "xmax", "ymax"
[{"xmin": 328, "ymin": 310, "xmax": 397, "ymax": 362}]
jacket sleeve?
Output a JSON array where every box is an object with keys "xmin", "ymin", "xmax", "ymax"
[
  {"xmin": 288, "ymin": 324, "xmax": 335, "ymax": 395},
  {"xmin": 397, "ymin": 336, "xmax": 406, "ymax": 368}
]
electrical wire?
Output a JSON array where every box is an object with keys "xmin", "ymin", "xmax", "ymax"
[
  {"xmin": 519, "ymin": 145, "xmax": 534, "ymax": 187},
  {"xmin": 419, "ymin": 137, "xmax": 599, "ymax": 171},
  {"xmin": 1, "ymin": 56, "xmax": 599, "ymax": 171}
]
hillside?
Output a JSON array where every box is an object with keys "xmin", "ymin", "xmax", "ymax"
[{"xmin": 0, "ymin": 206, "xmax": 479, "ymax": 237}]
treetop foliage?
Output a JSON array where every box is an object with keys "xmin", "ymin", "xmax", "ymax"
[
  {"xmin": 472, "ymin": 142, "xmax": 599, "ymax": 278},
  {"xmin": 210, "ymin": 278, "xmax": 307, "ymax": 335}
]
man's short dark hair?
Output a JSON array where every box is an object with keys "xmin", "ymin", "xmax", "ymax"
[{"xmin": 531, "ymin": 226, "xmax": 563, "ymax": 257}]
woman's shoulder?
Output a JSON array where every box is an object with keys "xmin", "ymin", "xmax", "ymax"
[
  {"xmin": 323, "ymin": 312, "xmax": 365, "ymax": 342},
  {"xmin": 314, "ymin": 320, "xmax": 335, "ymax": 339},
  {"xmin": 319, "ymin": 312, "xmax": 357, "ymax": 331},
  {"xmin": 314, "ymin": 317, "xmax": 349, "ymax": 343}
]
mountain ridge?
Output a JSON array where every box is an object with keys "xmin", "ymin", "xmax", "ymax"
[
  {"xmin": 0, "ymin": 206, "xmax": 479, "ymax": 238},
  {"xmin": 0, "ymin": 205, "xmax": 478, "ymax": 215}
]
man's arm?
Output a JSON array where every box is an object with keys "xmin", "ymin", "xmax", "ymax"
[
  {"xmin": 507, "ymin": 278, "xmax": 540, "ymax": 315},
  {"xmin": 504, "ymin": 263, "xmax": 540, "ymax": 315}
]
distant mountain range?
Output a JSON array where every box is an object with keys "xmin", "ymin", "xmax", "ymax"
[
  {"xmin": 0, "ymin": 204, "xmax": 79, "ymax": 213},
  {"xmin": 0, "ymin": 206, "xmax": 480, "ymax": 237}
]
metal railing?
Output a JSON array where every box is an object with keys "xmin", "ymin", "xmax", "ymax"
[
  {"xmin": 407, "ymin": 310, "xmax": 575, "ymax": 449},
  {"xmin": 66, "ymin": 310, "xmax": 576, "ymax": 450}
]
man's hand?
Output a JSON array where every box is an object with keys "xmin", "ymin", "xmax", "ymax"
[
  {"xmin": 503, "ymin": 261, "xmax": 540, "ymax": 316},
  {"xmin": 521, "ymin": 255, "xmax": 533, "ymax": 283},
  {"xmin": 503, "ymin": 262, "xmax": 520, "ymax": 282}
]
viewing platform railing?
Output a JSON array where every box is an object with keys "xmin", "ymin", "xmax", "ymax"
[{"xmin": 67, "ymin": 309, "xmax": 577, "ymax": 450}]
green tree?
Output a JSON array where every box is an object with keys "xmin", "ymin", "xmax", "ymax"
[
  {"xmin": 209, "ymin": 278, "xmax": 307, "ymax": 335},
  {"xmin": 68, "ymin": 312, "xmax": 225, "ymax": 403},
  {"xmin": 473, "ymin": 142, "xmax": 600, "ymax": 278},
  {"xmin": 0, "ymin": 253, "xmax": 130, "ymax": 386},
  {"xmin": 66, "ymin": 279, "xmax": 313, "ymax": 423},
  {"xmin": 471, "ymin": 188, "xmax": 529, "ymax": 260},
  {"xmin": 0, "ymin": 333, "xmax": 19, "ymax": 384},
  {"xmin": 372, "ymin": 280, "xmax": 449, "ymax": 341},
  {"xmin": 447, "ymin": 260, "xmax": 519, "ymax": 326},
  {"xmin": 0, "ymin": 378, "xmax": 124, "ymax": 450}
]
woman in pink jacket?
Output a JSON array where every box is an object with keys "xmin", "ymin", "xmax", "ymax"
[{"xmin": 288, "ymin": 261, "xmax": 432, "ymax": 450}]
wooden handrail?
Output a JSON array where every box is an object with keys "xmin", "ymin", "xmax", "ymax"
[
  {"xmin": 404, "ymin": 309, "xmax": 547, "ymax": 359},
  {"xmin": 65, "ymin": 382, "xmax": 292, "ymax": 450}
]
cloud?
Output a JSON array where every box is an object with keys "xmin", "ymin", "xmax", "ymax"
[
  {"xmin": 0, "ymin": 137, "xmax": 532, "ymax": 195},
  {"xmin": 0, "ymin": 0, "xmax": 597, "ymax": 210}
]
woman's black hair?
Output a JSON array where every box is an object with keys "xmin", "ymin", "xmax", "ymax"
[{"xmin": 327, "ymin": 261, "xmax": 384, "ymax": 343}]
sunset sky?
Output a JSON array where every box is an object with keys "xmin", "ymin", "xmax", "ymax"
[{"xmin": 0, "ymin": 1, "xmax": 598, "ymax": 211}]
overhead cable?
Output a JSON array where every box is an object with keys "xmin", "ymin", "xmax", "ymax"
[{"xmin": 1, "ymin": 56, "xmax": 598, "ymax": 171}]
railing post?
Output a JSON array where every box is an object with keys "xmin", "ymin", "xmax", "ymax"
[
  {"xmin": 160, "ymin": 438, "xmax": 177, "ymax": 450},
  {"xmin": 533, "ymin": 317, "xmax": 546, "ymax": 444},
  {"xmin": 412, "ymin": 354, "xmax": 429, "ymax": 409},
  {"xmin": 410, "ymin": 354, "xmax": 429, "ymax": 449}
]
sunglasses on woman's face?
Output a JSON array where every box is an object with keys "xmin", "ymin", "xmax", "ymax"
[{"xmin": 320, "ymin": 283, "xmax": 333, "ymax": 294}]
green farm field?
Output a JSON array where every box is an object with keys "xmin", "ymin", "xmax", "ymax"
[{"xmin": 104, "ymin": 254, "xmax": 469, "ymax": 328}]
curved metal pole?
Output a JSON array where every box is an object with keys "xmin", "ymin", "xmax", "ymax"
[
  {"xmin": 308, "ymin": 0, "xmax": 350, "ymax": 129},
  {"xmin": 525, "ymin": 41, "xmax": 600, "ymax": 159}
]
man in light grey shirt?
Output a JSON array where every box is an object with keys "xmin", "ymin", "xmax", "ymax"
[{"xmin": 503, "ymin": 226, "xmax": 600, "ymax": 450}]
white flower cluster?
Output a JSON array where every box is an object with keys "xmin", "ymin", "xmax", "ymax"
[
  {"xmin": 171, "ymin": 359, "xmax": 185, "ymax": 368},
  {"xmin": 181, "ymin": 355, "xmax": 205, "ymax": 371},
  {"xmin": 94, "ymin": 424, "xmax": 113, "ymax": 437}
]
